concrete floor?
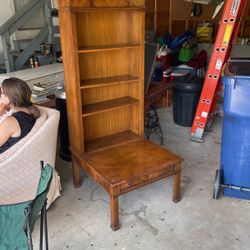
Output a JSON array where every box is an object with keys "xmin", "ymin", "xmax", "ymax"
[{"xmin": 33, "ymin": 107, "xmax": 250, "ymax": 250}]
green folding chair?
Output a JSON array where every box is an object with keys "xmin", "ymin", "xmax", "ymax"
[{"xmin": 0, "ymin": 161, "xmax": 53, "ymax": 250}]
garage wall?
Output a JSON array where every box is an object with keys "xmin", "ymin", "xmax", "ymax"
[
  {"xmin": 146, "ymin": 0, "xmax": 250, "ymax": 37},
  {"xmin": 146, "ymin": 0, "xmax": 170, "ymax": 35}
]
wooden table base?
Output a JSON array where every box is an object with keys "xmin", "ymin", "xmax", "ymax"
[{"xmin": 72, "ymin": 139, "xmax": 182, "ymax": 230}]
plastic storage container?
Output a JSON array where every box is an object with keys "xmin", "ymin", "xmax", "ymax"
[
  {"xmin": 221, "ymin": 59, "xmax": 250, "ymax": 200},
  {"xmin": 172, "ymin": 75, "xmax": 203, "ymax": 127}
]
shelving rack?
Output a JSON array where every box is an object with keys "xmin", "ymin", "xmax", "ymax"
[
  {"xmin": 59, "ymin": 0, "xmax": 145, "ymax": 164},
  {"xmin": 59, "ymin": 0, "xmax": 183, "ymax": 231}
]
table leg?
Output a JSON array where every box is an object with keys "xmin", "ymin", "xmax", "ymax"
[
  {"xmin": 110, "ymin": 194, "xmax": 120, "ymax": 231},
  {"xmin": 172, "ymin": 163, "xmax": 181, "ymax": 203},
  {"xmin": 72, "ymin": 155, "xmax": 81, "ymax": 188}
]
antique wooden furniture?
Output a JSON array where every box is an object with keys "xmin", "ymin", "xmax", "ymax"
[
  {"xmin": 59, "ymin": 0, "xmax": 182, "ymax": 230},
  {"xmin": 80, "ymin": 139, "xmax": 182, "ymax": 230},
  {"xmin": 144, "ymin": 82, "xmax": 174, "ymax": 144},
  {"xmin": 144, "ymin": 81, "xmax": 174, "ymax": 111}
]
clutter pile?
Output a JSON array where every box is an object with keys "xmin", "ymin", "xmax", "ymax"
[{"xmin": 151, "ymin": 31, "xmax": 208, "ymax": 84}]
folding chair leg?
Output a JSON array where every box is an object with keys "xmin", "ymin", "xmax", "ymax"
[
  {"xmin": 27, "ymin": 221, "xmax": 34, "ymax": 250},
  {"xmin": 40, "ymin": 206, "xmax": 44, "ymax": 250},
  {"xmin": 40, "ymin": 199, "xmax": 49, "ymax": 250},
  {"xmin": 44, "ymin": 200, "xmax": 49, "ymax": 250},
  {"xmin": 25, "ymin": 206, "xmax": 33, "ymax": 250}
]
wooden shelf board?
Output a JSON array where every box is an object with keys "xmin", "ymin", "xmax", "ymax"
[
  {"xmin": 78, "ymin": 44, "xmax": 140, "ymax": 53},
  {"xmin": 82, "ymin": 96, "xmax": 139, "ymax": 117},
  {"xmin": 68, "ymin": 7, "xmax": 146, "ymax": 12},
  {"xmin": 80, "ymin": 75, "xmax": 139, "ymax": 89},
  {"xmin": 84, "ymin": 131, "xmax": 142, "ymax": 153}
]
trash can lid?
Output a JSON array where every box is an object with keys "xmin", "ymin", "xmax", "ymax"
[
  {"xmin": 171, "ymin": 75, "xmax": 204, "ymax": 91},
  {"xmin": 224, "ymin": 58, "xmax": 250, "ymax": 77}
]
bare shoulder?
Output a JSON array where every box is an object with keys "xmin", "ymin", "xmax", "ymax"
[
  {"xmin": 0, "ymin": 116, "xmax": 19, "ymax": 131},
  {"xmin": 1, "ymin": 116, "xmax": 18, "ymax": 125},
  {"xmin": 0, "ymin": 115, "xmax": 20, "ymax": 146}
]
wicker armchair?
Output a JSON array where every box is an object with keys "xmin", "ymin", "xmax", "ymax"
[{"xmin": 0, "ymin": 106, "xmax": 61, "ymax": 207}]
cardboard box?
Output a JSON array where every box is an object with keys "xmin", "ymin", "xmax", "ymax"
[{"xmin": 196, "ymin": 24, "xmax": 214, "ymax": 42}]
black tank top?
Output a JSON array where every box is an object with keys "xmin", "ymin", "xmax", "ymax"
[{"xmin": 0, "ymin": 111, "xmax": 36, "ymax": 154}]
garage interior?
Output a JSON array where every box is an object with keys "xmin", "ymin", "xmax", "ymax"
[{"xmin": 0, "ymin": 0, "xmax": 250, "ymax": 249}]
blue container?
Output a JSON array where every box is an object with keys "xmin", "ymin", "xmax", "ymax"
[{"xmin": 221, "ymin": 59, "xmax": 250, "ymax": 200}]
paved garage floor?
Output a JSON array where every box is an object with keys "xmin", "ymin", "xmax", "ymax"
[{"xmin": 33, "ymin": 107, "xmax": 250, "ymax": 250}]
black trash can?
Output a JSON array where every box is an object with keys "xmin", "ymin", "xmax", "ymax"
[
  {"xmin": 172, "ymin": 75, "xmax": 204, "ymax": 127},
  {"xmin": 56, "ymin": 92, "xmax": 71, "ymax": 161}
]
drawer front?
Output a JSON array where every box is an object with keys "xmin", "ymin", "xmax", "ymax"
[{"xmin": 118, "ymin": 165, "xmax": 175, "ymax": 194}]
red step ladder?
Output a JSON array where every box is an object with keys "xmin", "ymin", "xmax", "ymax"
[{"xmin": 191, "ymin": 0, "xmax": 248, "ymax": 142}]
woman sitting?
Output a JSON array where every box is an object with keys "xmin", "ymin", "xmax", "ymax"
[{"xmin": 0, "ymin": 77, "xmax": 40, "ymax": 154}]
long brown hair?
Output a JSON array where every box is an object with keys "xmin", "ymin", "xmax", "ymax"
[{"xmin": 1, "ymin": 77, "xmax": 40, "ymax": 119}]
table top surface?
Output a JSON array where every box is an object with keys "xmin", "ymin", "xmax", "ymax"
[{"xmin": 83, "ymin": 139, "xmax": 182, "ymax": 184}]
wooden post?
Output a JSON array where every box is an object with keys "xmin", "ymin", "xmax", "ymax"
[
  {"xmin": 169, "ymin": 0, "xmax": 172, "ymax": 34},
  {"xmin": 154, "ymin": 0, "xmax": 157, "ymax": 33}
]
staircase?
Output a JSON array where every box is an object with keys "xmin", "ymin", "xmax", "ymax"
[{"xmin": 0, "ymin": 0, "xmax": 60, "ymax": 72}]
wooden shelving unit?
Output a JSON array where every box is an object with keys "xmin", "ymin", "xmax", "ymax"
[
  {"xmin": 59, "ymin": 0, "xmax": 183, "ymax": 231},
  {"xmin": 59, "ymin": 0, "xmax": 145, "ymax": 158}
]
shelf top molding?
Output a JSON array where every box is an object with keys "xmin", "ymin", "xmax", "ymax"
[{"xmin": 58, "ymin": 0, "xmax": 145, "ymax": 11}]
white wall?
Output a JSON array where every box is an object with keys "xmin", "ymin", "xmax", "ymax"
[
  {"xmin": 198, "ymin": 43, "xmax": 250, "ymax": 62},
  {"xmin": 0, "ymin": 0, "xmax": 15, "ymax": 51}
]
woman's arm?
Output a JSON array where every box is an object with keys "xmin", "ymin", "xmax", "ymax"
[{"xmin": 0, "ymin": 116, "xmax": 20, "ymax": 147}]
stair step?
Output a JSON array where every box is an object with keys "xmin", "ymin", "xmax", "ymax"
[
  {"xmin": 0, "ymin": 64, "xmax": 6, "ymax": 74},
  {"xmin": 18, "ymin": 27, "xmax": 43, "ymax": 31},
  {"xmin": 10, "ymin": 50, "xmax": 22, "ymax": 56},
  {"xmin": 13, "ymin": 38, "xmax": 33, "ymax": 42},
  {"xmin": 10, "ymin": 50, "xmax": 52, "ymax": 56},
  {"xmin": 15, "ymin": 29, "xmax": 41, "ymax": 40},
  {"xmin": 13, "ymin": 38, "xmax": 41, "ymax": 51}
]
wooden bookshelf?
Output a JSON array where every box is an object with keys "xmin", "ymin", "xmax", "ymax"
[
  {"xmin": 59, "ymin": 0, "xmax": 182, "ymax": 231},
  {"xmin": 59, "ymin": 0, "xmax": 145, "ymax": 157}
]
